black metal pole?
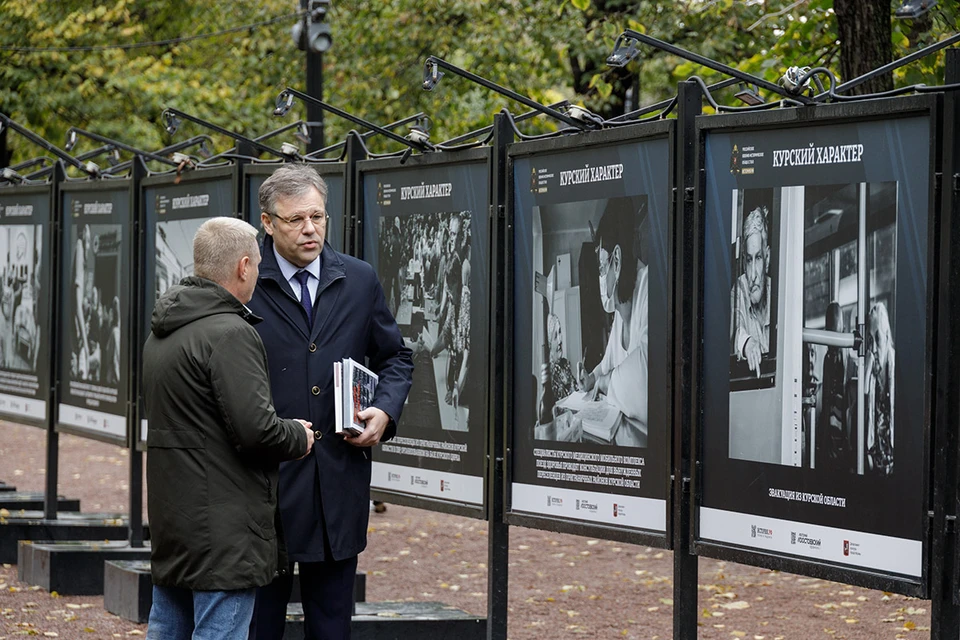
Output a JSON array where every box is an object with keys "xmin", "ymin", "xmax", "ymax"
[
  {"xmin": 343, "ymin": 131, "xmax": 366, "ymax": 258},
  {"xmin": 613, "ymin": 31, "xmax": 814, "ymax": 105},
  {"xmin": 43, "ymin": 161, "xmax": 66, "ymax": 521},
  {"xmin": 673, "ymin": 79, "xmax": 702, "ymax": 640},
  {"xmin": 486, "ymin": 112, "xmax": 511, "ymax": 640},
  {"xmin": 425, "ymin": 57, "xmax": 589, "ymax": 130},
  {"xmin": 307, "ymin": 49, "xmax": 325, "ymax": 153},
  {"xmin": 930, "ymin": 47, "xmax": 960, "ymax": 640},
  {"xmin": 127, "ymin": 156, "xmax": 147, "ymax": 548},
  {"xmin": 824, "ymin": 33, "xmax": 960, "ymax": 99},
  {"xmin": 305, "ymin": 112, "xmax": 426, "ymax": 159}
]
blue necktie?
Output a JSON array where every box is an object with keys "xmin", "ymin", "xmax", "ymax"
[{"xmin": 294, "ymin": 270, "xmax": 313, "ymax": 323}]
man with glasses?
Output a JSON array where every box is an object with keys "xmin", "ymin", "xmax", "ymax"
[{"xmin": 248, "ymin": 164, "xmax": 413, "ymax": 639}]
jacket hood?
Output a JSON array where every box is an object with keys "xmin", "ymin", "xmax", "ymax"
[{"xmin": 151, "ymin": 276, "xmax": 259, "ymax": 338}]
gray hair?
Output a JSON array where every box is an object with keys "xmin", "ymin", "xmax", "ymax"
[
  {"xmin": 193, "ymin": 217, "xmax": 258, "ymax": 286},
  {"xmin": 258, "ymin": 164, "xmax": 328, "ymax": 215}
]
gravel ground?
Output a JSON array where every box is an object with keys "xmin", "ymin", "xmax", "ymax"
[{"xmin": 0, "ymin": 420, "xmax": 933, "ymax": 639}]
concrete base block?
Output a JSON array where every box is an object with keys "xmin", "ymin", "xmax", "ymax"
[
  {"xmin": 104, "ymin": 560, "xmax": 152, "ymax": 623},
  {"xmin": 0, "ymin": 493, "xmax": 80, "ymax": 512},
  {"xmin": 0, "ymin": 512, "xmax": 130, "ymax": 564},
  {"xmin": 18, "ymin": 540, "xmax": 151, "ymax": 595},
  {"xmin": 284, "ymin": 601, "xmax": 485, "ymax": 640}
]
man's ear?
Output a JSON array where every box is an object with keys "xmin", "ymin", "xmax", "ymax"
[
  {"xmin": 238, "ymin": 255, "xmax": 251, "ymax": 281},
  {"xmin": 611, "ymin": 244, "xmax": 622, "ymax": 277},
  {"xmin": 260, "ymin": 211, "xmax": 274, "ymax": 236}
]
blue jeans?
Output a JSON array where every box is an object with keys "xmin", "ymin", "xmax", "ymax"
[{"xmin": 147, "ymin": 584, "xmax": 256, "ymax": 640}]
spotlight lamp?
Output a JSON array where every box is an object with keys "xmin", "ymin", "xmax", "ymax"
[
  {"xmin": 107, "ymin": 146, "xmax": 121, "ymax": 167},
  {"xmin": 734, "ymin": 84, "xmax": 765, "ymax": 106},
  {"xmin": 423, "ymin": 59, "xmax": 445, "ymax": 91},
  {"xmin": 295, "ymin": 122, "xmax": 311, "ymax": 145},
  {"xmin": 895, "ymin": 0, "xmax": 938, "ymax": 19},
  {"xmin": 606, "ymin": 34, "xmax": 641, "ymax": 68},
  {"xmin": 274, "ymin": 91, "xmax": 296, "ymax": 117},
  {"xmin": 280, "ymin": 141, "xmax": 301, "ymax": 158},
  {"xmin": 406, "ymin": 115, "xmax": 432, "ymax": 146},
  {"xmin": 64, "ymin": 129, "xmax": 79, "ymax": 152},
  {"xmin": 0, "ymin": 167, "xmax": 24, "ymax": 184},
  {"xmin": 163, "ymin": 111, "xmax": 182, "ymax": 136}
]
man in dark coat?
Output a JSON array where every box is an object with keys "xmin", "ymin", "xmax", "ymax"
[
  {"xmin": 249, "ymin": 165, "xmax": 413, "ymax": 639},
  {"xmin": 142, "ymin": 217, "xmax": 314, "ymax": 639}
]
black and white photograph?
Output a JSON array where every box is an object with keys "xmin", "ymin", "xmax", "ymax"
[
  {"xmin": 729, "ymin": 187, "xmax": 779, "ymax": 390},
  {"xmin": 801, "ymin": 182, "xmax": 897, "ymax": 477},
  {"xmin": 379, "ymin": 211, "xmax": 473, "ymax": 433},
  {"xmin": 70, "ymin": 223, "xmax": 122, "ymax": 387},
  {"xmin": 727, "ymin": 183, "xmax": 898, "ymax": 474},
  {"xmin": 530, "ymin": 195, "xmax": 649, "ymax": 448},
  {"xmin": 154, "ymin": 218, "xmax": 204, "ymax": 302},
  {"xmin": 0, "ymin": 224, "xmax": 41, "ymax": 373}
]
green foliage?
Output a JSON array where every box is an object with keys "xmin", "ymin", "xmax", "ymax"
[{"xmin": 0, "ymin": 0, "xmax": 957, "ymax": 167}]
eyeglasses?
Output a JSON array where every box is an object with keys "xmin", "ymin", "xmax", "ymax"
[{"xmin": 269, "ymin": 211, "xmax": 328, "ymax": 230}]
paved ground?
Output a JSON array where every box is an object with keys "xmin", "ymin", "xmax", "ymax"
[{"xmin": 0, "ymin": 420, "xmax": 932, "ymax": 638}]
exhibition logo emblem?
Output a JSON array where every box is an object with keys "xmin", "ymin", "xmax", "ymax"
[
  {"xmin": 613, "ymin": 503, "xmax": 625, "ymax": 518},
  {"xmin": 547, "ymin": 495, "xmax": 563, "ymax": 509},
  {"xmin": 843, "ymin": 540, "xmax": 849, "ymax": 556},
  {"xmin": 730, "ymin": 144, "xmax": 741, "ymax": 176},
  {"xmin": 440, "ymin": 479, "xmax": 452, "ymax": 493},
  {"xmin": 790, "ymin": 532, "xmax": 796, "ymax": 545},
  {"xmin": 843, "ymin": 539, "xmax": 862, "ymax": 557},
  {"xmin": 387, "ymin": 472, "xmax": 401, "ymax": 483},
  {"xmin": 411, "ymin": 475, "xmax": 429, "ymax": 487}
]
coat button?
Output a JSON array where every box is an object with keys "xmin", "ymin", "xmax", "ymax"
[
  {"xmin": 311, "ymin": 385, "xmax": 320, "ymax": 395},
  {"xmin": 309, "ymin": 343, "xmax": 317, "ymax": 353},
  {"xmin": 314, "ymin": 430, "xmax": 322, "ymax": 440}
]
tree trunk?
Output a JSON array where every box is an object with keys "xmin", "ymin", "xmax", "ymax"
[{"xmin": 834, "ymin": 0, "xmax": 894, "ymax": 95}]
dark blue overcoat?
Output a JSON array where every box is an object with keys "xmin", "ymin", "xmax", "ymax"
[{"xmin": 248, "ymin": 235, "xmax": 413, "ymax": 562}]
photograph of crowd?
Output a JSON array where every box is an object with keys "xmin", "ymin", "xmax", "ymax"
[
  {"xmin": 530, "ymin": 196, "xmax": 649, "ymax": 447},
  {"xmin": 154, "ymin": 218, "xmax": 204, "ymax": 302},
  {"xmin": 379, "ymin": 211, "xmax": 473, "ymax": 432},
  {"xmin": 70, "ymin": 223, "xmax": 122, "ymax": 387},
  {"xmin": 0, "ymin": 224, "xmax": 41, "ymax": 373},
  {"xmin": 728, "ymin": 182, "xmax": 898, "ymax": 477}
]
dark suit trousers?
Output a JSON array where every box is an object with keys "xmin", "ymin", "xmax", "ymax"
[{"xmin": 250, "ymin": 556, "xmax": 359, "ymax": 640}]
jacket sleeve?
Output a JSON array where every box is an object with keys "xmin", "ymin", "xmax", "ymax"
[
  {"xmin": 365, "ymin": 273, "xmax": 414, "ymax": 441},
  {"xmin": 209, "ymin": 323, "xmax": 307, "ymax": 462}
]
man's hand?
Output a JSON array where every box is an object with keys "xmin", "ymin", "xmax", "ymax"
[
  {"xmin": 295, "ymin": 419, "xmax": 315, "ymax": 459},
  {"xmin": 345, "ymin": 407, "xmax": 390, "ymax": 447},
  {"xmin": 744, "ymin": 336, "xmax": 763, "ymax": 377}
]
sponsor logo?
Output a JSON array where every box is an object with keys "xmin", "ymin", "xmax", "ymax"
[
  {"xmin": 387, "ymin": 472, "xmax": 401, "ymax": 482},
  {"xmin": 790, "ymin": 532, "xmax": 822, "ymax": 549},
  {"xmin": 575, "ymin": 499, "xmax": 597, "ymax": 513},
  {"xmin": 612, "ymin": 503, "xmax": 625, "ymax": 518},
  {"xmin": 412, "ymin": 475, "xmax": 428, "ymax": 487},
  {"xmin": 547, "ymin": 495, "xmax": 563, "ymax": 508},
  {"xmin": 843, "ymin": 539, "xmax": 862, "ymax": 557},
  {"xmin": 751, "ymin": 524, "xmax": 774, "ymax": 540},
  {"xmin": 440, "ymin": 479, "xmax": 452, "ymax": 493}
]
